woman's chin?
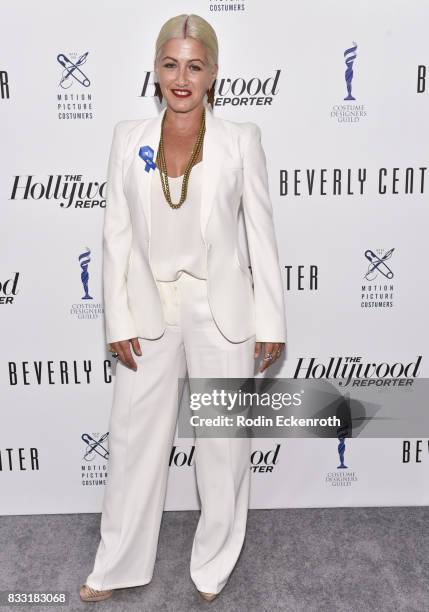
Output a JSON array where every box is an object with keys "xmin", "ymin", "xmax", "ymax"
[{"xmin": 165, "ymin": 95, "xmax": 202, "ymax": 111}]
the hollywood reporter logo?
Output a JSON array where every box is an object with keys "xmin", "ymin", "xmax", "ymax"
[
  {"xmin": 10, "ymin": 174, "xmax": 106, "ymax": 209},
  {"xmin": 141, "ymin": 69, "xmax": 281, "ymax": 104},
  {"xmin": 169, "ymin": 443, "xmax": 280, "ymax": 472},
  {"xmin": 0, "ymin": 272, "xmax": 19, "ymax": 304}
]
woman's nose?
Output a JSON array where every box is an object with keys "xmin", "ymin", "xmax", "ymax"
[{"xmin": 176, "ymin": 68, "xmax": 188, "ymax": 85}]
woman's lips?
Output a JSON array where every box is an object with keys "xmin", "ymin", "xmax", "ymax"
[{"xmin": 171, "ymin": 89, "xmax": 192, "ymax": 98}]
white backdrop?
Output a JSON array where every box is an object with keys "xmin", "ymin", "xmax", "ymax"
[{"xmin": 1, "ymin": 0, "xmax": 428, "ymax": 515}]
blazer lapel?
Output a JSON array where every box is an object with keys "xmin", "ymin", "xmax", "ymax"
[
  {"xmin": 200, "ymin": 105, "xmax": 224, "ymax": 241},
  {"xmin": 135, "ymin": 101, "xmax": 224, "ymax": 243},
  {"xmin": 135, "ymin": 105, "xmax": 166, "ymax": 239}
]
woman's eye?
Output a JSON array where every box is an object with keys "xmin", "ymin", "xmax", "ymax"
[{"xmin": 162, "ymin": 62, "xmax": 201, "ymax": 71}]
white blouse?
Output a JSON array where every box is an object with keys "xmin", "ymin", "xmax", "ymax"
[{"xmin": 149, "ymin": 161, "xmax": 207, "ymax": 281}]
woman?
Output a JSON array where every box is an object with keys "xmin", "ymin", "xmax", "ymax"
[{"xmin": 80, "ymin": 13, "xmax": 286, "ymax": 603}]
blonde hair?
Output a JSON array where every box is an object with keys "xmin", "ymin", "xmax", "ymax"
[{"xmin": 154, "ymin": 14, "xmax": 218, "ymax": 107}]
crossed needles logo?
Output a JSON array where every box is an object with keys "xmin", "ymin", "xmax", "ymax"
[
  {"xmin": 57, "ymin": 52, "xmax": 90, "ymax": 89},
  {"xmin": 364, "ymin": 248, "xmax": 394, "ymax": 281},
  {"xmin": 81, "ymin": 433, "xmax": 109, "ymax": 461}
]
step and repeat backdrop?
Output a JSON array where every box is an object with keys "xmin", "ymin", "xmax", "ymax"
[{"xmin": 1, "ymin": 1, "xmax": 428, "ymax": 515}]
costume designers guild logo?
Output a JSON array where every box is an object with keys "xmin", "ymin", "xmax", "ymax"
[
  {"xmin": 81, "ymin": 432, "xmax": 109, "ymax": 487},
  {"xmin": 325, "ymin": 437, "xmax": 358, "ymax": 486},
  {"xmin": 70, "ymin": 247, "xmax": 104, "ymax": 320},
  {"xmin": 56, "ymin": 51, "xmax": 94, "ymax": 120},
  {"xmin": 331, "ymin": 41, "xmax": 367, "ymax": 123},
  {"xmin": 361, "ymin": 247, "xmax": 395, "ymax": 309}
]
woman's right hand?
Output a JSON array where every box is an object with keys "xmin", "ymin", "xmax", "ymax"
[{"xmin": 109, "ymin": 338, "xmax": 142, "ymax": 371}]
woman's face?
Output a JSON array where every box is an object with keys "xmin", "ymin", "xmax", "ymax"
[{"xmin": 155, "ymin": 36, "xmax": 217, "ymax": 112}]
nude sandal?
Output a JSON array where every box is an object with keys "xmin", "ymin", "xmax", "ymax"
[
  {"xmin": 79, "ymin": 583, "xmax": 113, "ymax": 602},
  {"xmin": 198, "ymin": 590, "xmax": 218, "ymax": 602}
]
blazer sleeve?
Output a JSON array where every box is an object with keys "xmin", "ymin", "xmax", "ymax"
[
  {"xmin": 103, "ymin": 121, "xmax": 138, "ymax": 346},
  {"xmin": 241, "ymin": 122, "xmax": 287, "ymax": 343}
]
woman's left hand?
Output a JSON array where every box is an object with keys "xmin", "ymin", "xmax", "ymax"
[{"xmin": 254, "ymin": 342, "xmax": 285, "ymax": 373}]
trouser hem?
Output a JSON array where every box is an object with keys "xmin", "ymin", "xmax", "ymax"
[
  {"xmin": 193, "ymin": 582, "xmax": 223, "ymax": 595},
  {"xmin": 85, "ymin": 576, "xmax": 152, "ymax": 591}
]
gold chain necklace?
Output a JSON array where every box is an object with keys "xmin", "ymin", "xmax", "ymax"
[{"xmin": 156, "ymin": 107, "xmax": 206, "ymax": 209}]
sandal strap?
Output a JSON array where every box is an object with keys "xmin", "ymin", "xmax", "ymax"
[{"xmin": 82, "ymin": 584, "xmax": 111, "ymax": 598}]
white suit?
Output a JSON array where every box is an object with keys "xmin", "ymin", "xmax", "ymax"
[
  {"xmin": 85, "ymin": 103, "xmax": 286, "ymax": 596},
  {"xmin": 103, "ymin": 101, "xmax": 287, "ymax": 345}
]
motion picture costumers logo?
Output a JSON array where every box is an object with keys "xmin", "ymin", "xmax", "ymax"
[
  {"xmin": 361, "ymin": 247, "xmax": 394, "ymax": 309},
  {"xmin": 81, "ymin": 431, "xmax": 109, "ymax": 487},
  {"xmin": 56, "ymin": 50, "xmax": 94, "ymax": 120}
]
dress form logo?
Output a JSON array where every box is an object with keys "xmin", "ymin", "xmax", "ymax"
[
  {"xmin": 81, "ymin": 432, "xmax": 109, "ymax": 487},
  {"xmin": 325, "ymin": 436, "xmax": 358, "ymax": 487},
  {"xmin": 344, "ymin": 42, "xmax": 357, "ymax": 101},
  {"xmin": 322, "ymin": 392, "xmax": 358, "ymax": 486},
  {"xmin": 141, "ymin": 69, "xmax": 281, "ymax": 107},
  {"xmin": 331, "ymin": 41, "xmax": 367, "ymax": 123},
  {"xmin": 79, "ymin": 249, "xmax": 93, "ymax": 300},
  {"xmin": 361, "ymin": 247, "xmax": 395, "ymax": 309},
  {"xmin": 70, "ymin": 247, "xmax": 104, "ymax": 320},
  {"xmin": 56, "ymin": 51, "xmax": 94, "ymax": 120},
  {"xmin": 9, "ymin": 174, "xmax": 106, "ymax": 209}
]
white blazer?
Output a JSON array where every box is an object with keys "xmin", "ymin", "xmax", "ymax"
[{"xmin": 103, "ymin": 102, "xmax": 287, "ymax": 345}]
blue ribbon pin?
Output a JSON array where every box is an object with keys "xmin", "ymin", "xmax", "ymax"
[{"xmin": 138, "ymin": 145, "xmax": 157, "ymax": 172}]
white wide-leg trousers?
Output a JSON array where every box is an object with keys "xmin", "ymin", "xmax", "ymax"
[{"xmin": 86, "ymin": 271, "xmax": 256, "ymax": 594}]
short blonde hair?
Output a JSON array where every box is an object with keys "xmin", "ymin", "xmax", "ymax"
[{"xmin": 154, "ymin": 14, "xmax": 218, "ymax": 69}]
